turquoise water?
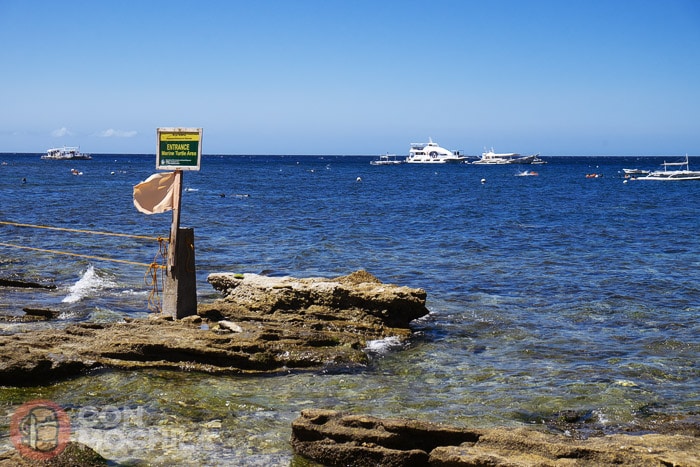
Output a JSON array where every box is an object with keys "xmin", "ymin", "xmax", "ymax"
[{"xmin": 1, "ymin": 154, "xmax": 699, "ymax": 464}]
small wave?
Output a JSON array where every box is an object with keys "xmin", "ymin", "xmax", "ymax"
[
  {"xmin": 62, "ymin": 265, "xmax": 116, "ymax": 304},
  {"xmin": 365, "ymin": 336, "xmax": 403, "ymax": 354},
  {"xmin": 118, "ymin": 289, "xmax": 149, "ymax": 297}
]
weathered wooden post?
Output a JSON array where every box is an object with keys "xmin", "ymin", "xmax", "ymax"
[{"xmin": 163, "ymin": 227, "xmax": 197, "ymax": 319}]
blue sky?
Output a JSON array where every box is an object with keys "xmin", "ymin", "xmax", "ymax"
[{"xmin": 1, "ymin": 0, "xmax": 699, "ymax": 156}]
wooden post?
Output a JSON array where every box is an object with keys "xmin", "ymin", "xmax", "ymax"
[
  {"xmin": 167, "ymin": 170, "xmax": 183, "ymax": 270},
  {"xmin": 162, "ymin": 170, "xmax": 197, "ymax": 319},
  {"xmin": 163, "ymin": 227, "xmax": 197, "ymax": 319}
]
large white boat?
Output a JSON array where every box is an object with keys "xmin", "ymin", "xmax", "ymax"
[
  {"xmin": 405, "ymin": 138, "xmax": 467, "ymax": 164},
  {"xmin": 41, "ymin": 146, "xmax": 92, "ymax": 160},
  {"xmin": 635, "ymin": 155, "xmax": 700, "ymax": 181},
  {"xmin": 472, "ymin": 148, "xmax": 541, "ymax": 165}
]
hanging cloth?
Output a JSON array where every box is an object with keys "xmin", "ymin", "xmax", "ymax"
[{"xmin": 133, "ymin": 172, "xmax": 176, "ymax": 215}]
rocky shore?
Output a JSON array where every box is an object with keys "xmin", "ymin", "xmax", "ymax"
[
  {"xmin": 0, "ymin": 270, "xmax": 428, "ymax": 385},
  {"xmin": 291, "ymin": 409, "xmax": 700, "ymax": 466},
  {"xmin": 2, "ymin": 270, "xmax": 698, "ymax": 465}
]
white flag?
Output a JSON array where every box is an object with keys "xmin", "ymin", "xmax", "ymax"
[{"xmin": 133, "ymin": 172, "xmax": 176, "ymax": 215}]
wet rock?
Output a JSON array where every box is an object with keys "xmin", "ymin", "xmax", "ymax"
[
  {"xmin": 0, "ymin": 441, "xmax": 107, "ymax": 466},
  {"xmin": 0, "ymin": 271, "xmax": 429, "ymax": 385},
  {"xmin": 0, "ymin": 277, "xmax": 56, "ymax": 289},
  {"xmin": 291, "ymin": 409, "xmax": 700, "ymax": 467},
  {"xmin": 22, "ymin": 308, "xmax": 59, "ymax": 319},
  {"xmin": 0, "ymin": 307, "xmax": 62, "ymax": 323}
]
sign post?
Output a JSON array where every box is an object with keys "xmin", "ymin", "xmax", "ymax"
[{"xmin": 157, "ymin": 128, "xmax": 202, "ymax": 319}]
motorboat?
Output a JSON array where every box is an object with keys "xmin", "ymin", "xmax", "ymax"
[
  {"xmin": 515, "ymin": 170, "xmax": 538, "ymax": 176},
  {"xmin": 635, "ymin": 155, "xmax": 700, "ymax": 181},
  {"xmin": 472, "ymin": 148, "xmax": 541, "ymax": 165},
  {"xmin": 41, "ymin": 146, "xmax": 92, "ymax": 160},
  {"xmin": 370, "ymin": 154, "xmax": 403, "ymax": 165},
  {"xmin": 405, "ymin": 138, "xmax": 467, "ymax": 164},
  {"xmin": 622, "ymin": 168, "xmax": 650, "ymax": 175}
]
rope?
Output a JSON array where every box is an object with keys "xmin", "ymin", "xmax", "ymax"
[
  {"xmin": 145, "ymin": 237, "xmax": 169, "ymax": 313},
  {"xmin": 0, "ymin": 242, "xmax": 167, "ymax": 268},
  {"xmin": 0, "ymin": 220, "xmax": 167, "ymax": 242},
  {"xmin": 0, "ymin": 221, "xmax": 171, "ymax": 313}
]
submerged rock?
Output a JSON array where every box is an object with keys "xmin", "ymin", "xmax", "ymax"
[
  {"xmin": 0, "ymin": 277, "xmax": 56, "ymax": 289},
  {"xmin": 0, "ymin": 271, "xmax": 429, "ymax": 385},
  {"xmin": 291, "ymin": 409, "xmax": 700, "ymax": 467}
]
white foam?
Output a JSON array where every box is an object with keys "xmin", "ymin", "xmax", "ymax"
[
  {"xmin": 365, "ymin": 336, "xmax": 403, "ymax": 353},
  {"xmin": 62, "ymin": 265, "xmax": 116, "ymax": 303}
]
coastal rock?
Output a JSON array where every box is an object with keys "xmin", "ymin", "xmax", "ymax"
[
  {"xmin": 291, "ymin": 409, "xmax": 700, "ymax": 467},
  {"xmin": 0, "ymin": 271, "xmax": 429, "ymax": 385},
  {"xmin": 0, "ymin": 441, "xmax": 107, "ymax": 466},
  {"xmin": 205, "ymin": 270, "xmax": 428, "ymax": 328}
]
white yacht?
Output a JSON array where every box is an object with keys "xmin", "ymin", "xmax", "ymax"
[
  {"xmin": 636, "ymin": 155, "xmax": 700, "ymax": 181},
  {"xmin": 472, "ymin": 148, "xmax": 540, "ymax": 165},
  {"xmin": 405, "ymin": 138, "xmax": 466, "ymax": 164},
  {"xmin": 41, "ymin": 146, "xmax": 92, "ymax": 160}
]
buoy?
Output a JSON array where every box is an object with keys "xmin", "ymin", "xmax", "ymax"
[
  {"xmin": 356, "ymin": 177, "xmax": 362, "ymax": 182},
  {"xmin": 481, "ymin": 178, "xmax": 486, "ymax": 184}
]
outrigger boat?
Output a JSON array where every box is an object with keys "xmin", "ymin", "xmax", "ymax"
[
  {"xmin": 635, "ymin": 155, "xmax": 700, "ymax": 181},
  {"xmin": 370, "ymin": 154, "xmax": 403, "ymax": 165}
]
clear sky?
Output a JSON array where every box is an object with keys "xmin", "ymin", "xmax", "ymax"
[{"xmin": 1, "ymin": 0, "xmax": 699, "ymax": 156}]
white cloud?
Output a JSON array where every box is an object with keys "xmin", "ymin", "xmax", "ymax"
[
  {"xmin": 51, "ymin": 127, "xmax": 72, "ymax": 137},
  {"xmin": 99, "ymin": 129, "xmax": 138, "ymax": 138}
]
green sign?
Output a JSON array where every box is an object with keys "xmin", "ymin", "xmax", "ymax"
[{"xmin": 157, "ymin": 128, "xmax": 202, "ymax": 171}]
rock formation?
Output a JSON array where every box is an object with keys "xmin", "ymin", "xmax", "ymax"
[
  {"xmin": 0, "ymin": 442, "xmax": 107, "ymax": 467},
  {"xmin": 0, "ymin": 271, "xmax": 429, "ymax": 385},
  {"xmin": 291, "ymin": 409, "xmax": 700, "ymax": 466}
]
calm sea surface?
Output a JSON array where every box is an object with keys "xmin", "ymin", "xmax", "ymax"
[{"xmin": 1, "ymin": 153, "xmax": 699, "ymax": 465}]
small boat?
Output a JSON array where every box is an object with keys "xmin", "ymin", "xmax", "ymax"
[
  {"xmin": 622, "ymin": 168, "xmax": 650, "ymax": 175},
  {"xmin": 370, "ymin": 154, "xmax": 403, "ymax": 165},
  {"xmin": 636, "ymin": 155, "xmax": 700, "ymax": 181},
  {"xmin": 472, "ymin": 148, "xmax": 541, "ymax": 165},
  {"xmin": 405, "ymin": 138, "xmax": 467, "ymax": 164},
  {"xmin": 41, "ymin": 146, "xmax": 92, "ymax": 160},
  {"xmin": 515, "ymin": 170, "xmax": 538, "ymax": 177}
]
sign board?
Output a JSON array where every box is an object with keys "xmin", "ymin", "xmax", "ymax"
[{"xmin": 157, "ymin": 127, "xmax": 202, "ymax": 171}]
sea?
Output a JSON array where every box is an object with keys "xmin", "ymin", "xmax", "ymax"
[{"xmin": 1, "ymin": 153, "xmax": 698, "ymax": 465}]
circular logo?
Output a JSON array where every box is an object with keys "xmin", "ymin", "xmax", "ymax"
[{"xmin": 10, "ymin": 400, "xmax": 71, "ymax": 461}]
